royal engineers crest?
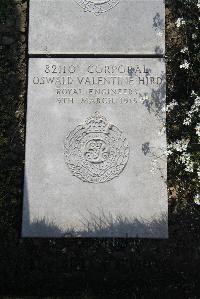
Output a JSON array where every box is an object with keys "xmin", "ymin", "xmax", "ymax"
[
  {"xmin": 64, "ymin": 112, "xmax": 129, "ymax": 183},
  {"xmin": 74, "ymin": 0, "xmax": 119, "ymax": 16}
]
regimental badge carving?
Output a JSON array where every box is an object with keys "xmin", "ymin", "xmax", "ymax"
[
  {"xmin": 64, "ymin": 112, "xmax": 129, "ymax": 183},
  {"xmin": 74, "ymin": 0, "xmax": 120, "ymax": 16}
]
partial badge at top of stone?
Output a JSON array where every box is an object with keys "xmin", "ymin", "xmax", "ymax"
[
  {"xmin": 75, "ymin": 0, "xmax": 120, "ymax": 16},
  {"xmin": 29, "ymin": 0, "xmax": 165, "ymax": 55}
]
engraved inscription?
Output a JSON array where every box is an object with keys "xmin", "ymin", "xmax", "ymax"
[
  {"xmin": 32, "ymin": 63, "xmax": 164, "ymax": 106},
  {"xmin": 74, "ymin": 0, "xmax": 120, "ymax": 16},
  {"xmin": 64, "ymin": 112, "xmax": 129, "ymax": 183}
]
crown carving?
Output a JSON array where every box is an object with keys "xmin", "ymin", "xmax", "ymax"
[{"xmin": 85, "ymin": 112, "xmax": 110, "ymax": 133}]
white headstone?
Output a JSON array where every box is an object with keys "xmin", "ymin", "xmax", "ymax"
[
  {"xmin": 28, "ymin": 0, "xmax": 165, "ymax": 55},
  {"xmin": 22, "ymin": 58, "xmax": 167, "ymax": 238}
]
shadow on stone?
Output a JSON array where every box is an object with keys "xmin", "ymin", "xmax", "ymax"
[
  {"xmin": 25, "ymin": 211, "xmax": 168, "ymax": 239},
  {"xmin": 139, "ymin": 71, "xmax": 166, "ymax": 121},
  {"xmin": 26, "ymin": 218, "xmax": 66, "ymax": 237},
  {"xmin": 151, "ymin": 71, "xmax": 166, "ymax": 116},
  {"xmin": 153, "ymin": 12, "xmax": 165, "ymax": 32}
]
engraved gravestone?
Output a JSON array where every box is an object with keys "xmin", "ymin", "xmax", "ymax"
[
  {"xmin": 22, "ymin": 0, "xmax": 167, "ymax": 238},
  {"xmin": 28, "ymin": 0, "xmax": 165, "ymax": 55}
]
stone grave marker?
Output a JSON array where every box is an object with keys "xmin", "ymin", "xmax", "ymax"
[
  {"xmin": 22, "ymin": 0, "xmax": 167, "ymax": 238},
  {"xmin": 28, "ymin": 0, "xmax": 165, "ymax": 55}
]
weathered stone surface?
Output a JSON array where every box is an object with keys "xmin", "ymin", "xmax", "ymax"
[
  {"xmin": 29, "ymin": 0, "xmax": 165, "ymax": 55},
  {"xmin": 22, "ymin": 58, "xmax": 167, "ymax": 238}
]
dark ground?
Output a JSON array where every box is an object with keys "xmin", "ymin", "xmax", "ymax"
[{"xmin": 0, "ymin": 0, "xmax": 200, "ymax": 298}]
